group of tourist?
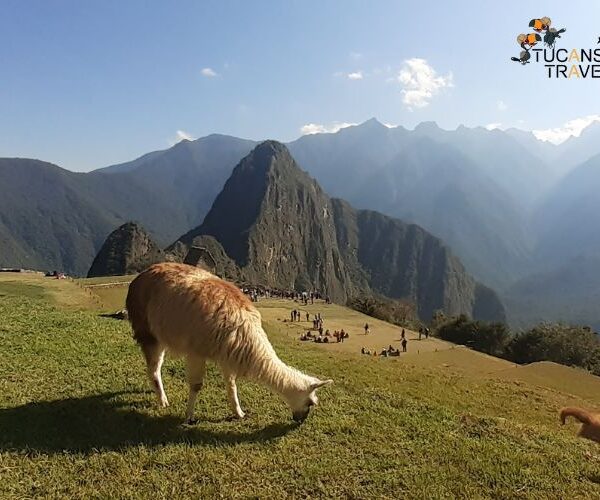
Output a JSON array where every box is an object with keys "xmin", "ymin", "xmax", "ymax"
[
  {"xmin": 361, "ymin": 339, "xmax": 407, "ymax": 357},
  {"xmin": 241, "ymin": 286, "xmax": 328, "ymax": 303},
  {"xmin": 300, "ymin": 328, "xmax": 349, "ymax": 344}
]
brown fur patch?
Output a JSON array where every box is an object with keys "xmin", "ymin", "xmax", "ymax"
[{"xmin": 561, "ymin": 407, "xmax": 600, "ymax": 444}]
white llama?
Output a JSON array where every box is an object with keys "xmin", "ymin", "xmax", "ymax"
[{"xmin": 126, "ymin": 263, "xmax": 332, "ymax": 423}]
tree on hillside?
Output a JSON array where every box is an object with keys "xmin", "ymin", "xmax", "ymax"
[
  {"xmin": 436, "ymin": 315, "xmax": 510, "ymax": 356},
  {"xmin": 505, "ymin": 324, "xmax": 600, "ymax": 375},
  {"xmin": 348, "ymin": 296, "xmax": 418, "ymax": 329}
]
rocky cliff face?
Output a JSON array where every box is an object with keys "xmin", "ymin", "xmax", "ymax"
[
  {"xmin": 87, "ymin": 222, "xmax": 164, "ymax": 277},
  {"xmin": 176, "ymin": 141, "xmax": 350, "ymax": 298},
  {"xmin": 171, "ymin": 141, "xmax": 506, "ymax": 322}
]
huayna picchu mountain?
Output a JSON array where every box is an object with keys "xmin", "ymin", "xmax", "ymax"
[
  {"xmin": 165, "ymin": 141, "xmax": 505, "ymax": 322},
  {"xmin": 87, "ymin": 222, "xmax": 165, "ymax": 277}
]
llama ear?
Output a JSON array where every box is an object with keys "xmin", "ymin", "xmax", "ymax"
[{"xmin": 310, "ymin": 379, "xmax": 333, "ymax": 391}]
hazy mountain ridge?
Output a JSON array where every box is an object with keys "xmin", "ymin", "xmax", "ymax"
[{"xmin": 1, "ymin": 119, "xmax": 599, "ymax": 328}]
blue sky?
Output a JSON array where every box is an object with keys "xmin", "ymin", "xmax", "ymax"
[{"xmin": 1, "ymin": 0, "xmax": 600, "ymax": 171}]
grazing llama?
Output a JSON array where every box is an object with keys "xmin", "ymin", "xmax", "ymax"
[
  {"xmin": 560, "ymin": 407, "xmax": 600, "ymax": 443},
  {"xmin": 126, "ymin": 263, "xmax": 332, "ymax": 424}
]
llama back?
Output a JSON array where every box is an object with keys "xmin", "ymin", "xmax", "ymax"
[{"xmin": 126, "ymin": 263, "xmax": 272, "ymax": 367}]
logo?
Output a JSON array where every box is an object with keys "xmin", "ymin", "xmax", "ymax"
[
  {"xmin": 511, "ymin": 17, "xmax": 566, "ymax": 65},
  {"xmin": 510, "ymin": 17, "xmax": 600, "ymax": 78}
]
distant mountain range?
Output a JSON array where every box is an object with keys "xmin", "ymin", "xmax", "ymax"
[
  {"xmin": 2, "ymin": 118, "xmax": 600, "ymax": 328},
  {"xmin": 90, "ymin": 141, "xmax": 505, "ymax": 322}
]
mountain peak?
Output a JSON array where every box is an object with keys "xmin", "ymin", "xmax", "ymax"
[
  {"xmin": 414, "ymin": 121, "xmax": 441, "ymax": 133},
  {"xmin": 87, "ymin": 222, "xmax": 164, "ymax": 277},
  {"xmin": 236, "ymin": 140, "xmax": 296, "ymax": 179},
  {"xmin": 251, "ymin": 139, "xmax": 290, "ymax": 156},
  {"xmin": 355, "ymin": 117, "xmax": 386, "ymax": 130}
]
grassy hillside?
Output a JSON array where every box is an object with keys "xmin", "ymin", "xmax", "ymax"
[{"xmin": 1, "ymin": 274, "xmax": 600, "ymax": 498}]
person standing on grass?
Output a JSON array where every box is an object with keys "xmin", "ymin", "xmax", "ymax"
[
  {"xmin": 418, "ymin": 327, "xmax": 422, "ymax": 340},
  {"xmin": 306, "ymin": 311, "xmax": 310, "ymax": 322},
  {"xmin": 401, "ymin": 328, "xmax": 405, "ymax": 340},
  {"xmin": 402, "ymin": 337, "xmax": 407, "ymax": 352},
  {"xmin": 364, "ymin": 323, "xmax": 370, "ymax": 335}
]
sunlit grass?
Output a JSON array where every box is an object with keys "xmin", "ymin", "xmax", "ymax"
[{"xmin": 1, "ymin": 289, "xmax": 600, "ymax": 497}]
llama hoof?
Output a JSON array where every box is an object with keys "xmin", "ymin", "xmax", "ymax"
[{"xmin": 227, "ymin": 412, "xmax": 246, "ymax": 421}]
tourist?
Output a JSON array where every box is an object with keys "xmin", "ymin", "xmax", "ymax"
[
  {"xmin": 402, "ymin": 337, "xmax": 407, "ymax": 352},
  {"xmin": 364, "ymin": 323, "xmax": 370, "ymax": 335}
]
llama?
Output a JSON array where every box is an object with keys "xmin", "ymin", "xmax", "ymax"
[
  {"xmin": 126, "ymin": 263, "xmax": 332, "ymax": 424},
  {"xmin": 560, "ymin": 407, "xmax": 600, "ymax": 443}
]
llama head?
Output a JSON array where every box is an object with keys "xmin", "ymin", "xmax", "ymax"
[{"xmin": 285, "ymin": 378, "xmax": 333, "ymax": 423}]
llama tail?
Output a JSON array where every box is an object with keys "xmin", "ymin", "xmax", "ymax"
[{"xmin": 560, "ymin": 407, "xmax": 593, "ymax": 425}]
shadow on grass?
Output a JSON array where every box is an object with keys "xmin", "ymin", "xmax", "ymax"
[{"xmin": 0, "ymin": 391, "xmax": 296, "ymax": 454}]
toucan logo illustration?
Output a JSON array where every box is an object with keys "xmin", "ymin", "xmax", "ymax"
[{"xmin": 511, "ymin": 17, "xmax": 566, "ymax": 65}]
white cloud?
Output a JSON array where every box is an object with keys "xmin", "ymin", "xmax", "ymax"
[
  {"xmin": 485, "ymin": 123, "xmax": 502, "ymax": 130},
  {"xmin": 532, "ymin": 114, "xmax": 600, "ymax": 144},
  {"xmin": 396, "ymin": 58, "xmax": 453, "ymax": 110},
  {"xmin": 300, "ymin": 122, "xmax": 357, "ymax": 135},
  {"xmin": 201, "ymin": 67, "xmax": 218, "ymax": 77},
  {"xmin": 383, "ymin": 122, "xmax": 397, "ymax": 128},
  {"xmin": 169, "ymin": 130, "xmax": 195, "ymax": 146},
  {"xmin": 347, "ymin": 71, "xmax": 363, "ymax": 80},
  {"xmin": 349, "ymin": 51, "xmax": 363, "ymax": 60},
  {"xmin": 497, "ymin": 100, "xmax": 507, "ymax": 111}
]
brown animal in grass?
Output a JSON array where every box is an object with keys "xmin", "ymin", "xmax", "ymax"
[
  {"xmin": 560, "ymin": 407, "xmax": 600, "ymax": 443},
  {"xmin": 126, "ymin": 263, "xmax": 332, "ymax": 424}
]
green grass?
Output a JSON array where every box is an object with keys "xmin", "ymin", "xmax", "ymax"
[
  {"xmin": 88, "ymin": 285, "xmax": 129, "ymax": 311},
  {"xmin": 0, "ymin": 280, "xmax": 48, "ymax": 300},
  {"xmin": 2, "ymin": 292, "xmax": 600, "ymax": 498}
]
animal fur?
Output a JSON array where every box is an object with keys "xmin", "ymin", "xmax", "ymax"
[
  {"xmin": 126, "ymin": 262, "xmax": 332, "ymax": 423},
  {"xmin": 560, "ymin": 407, "xmax": 600, "ymax": 443}
]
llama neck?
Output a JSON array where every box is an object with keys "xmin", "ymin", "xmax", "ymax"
[
  {"xmin": 247, "ymin": 345, "xmax": 310, "ymax": 395},
  {"xmin": 237, "ymin": 320, "xmax": 312, "ymax": 395}
]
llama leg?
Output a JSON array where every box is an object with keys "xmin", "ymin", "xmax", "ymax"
[
  {"xmin": 185, "ymin": 356, "xmax": 206, "ymax": 424},
  {"xmin": 141, "ymin": 341, "xmax": 169, "ymax": 407},
  {"xmin": 226, "ymin": 373, "xmax": 245, "ymax": 419}
]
